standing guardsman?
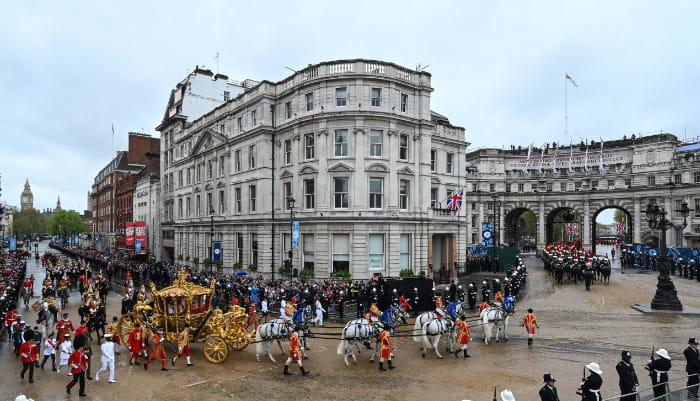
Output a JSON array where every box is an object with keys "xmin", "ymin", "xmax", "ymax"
[
  {"xmin": 171, "ymin": 323, "xmax": 193, "ymax": 367},
  {"xmin": 615, "ymin": 350, "xmax": 638, "ymax": 401},
  {"xmin": 521, "ymin": 308, "xmax": 540, "ymax": 346},
  {"xmin": 283, "ymin": 327, "xmax": 309, "ymax": 376},
  {"xmin": 378, "ymin": 325, "xmax": 395, "ymax": 371},
  {"xmin": 648, "ymin": 348, "xmax": 671, "ymax": 398},
  {"xmin": 579, "ymin": 362, "xmax": 603, "ymax": 401},
  {"xmin": 685, "ymin": 338, "xmax": 700, "ymax": 399},
  {"xmin": 453, "ymin": 315, "xmax": 471, "ymax": 359}
]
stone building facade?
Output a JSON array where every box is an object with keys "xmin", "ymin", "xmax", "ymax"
[
  {"xmin": 158, "ymin": 59, "xmax": 468, "ymax": 279},
  {"xmin": 134, "ymin": 173, "xmax": 161, "ymax": 260},
  {"xmin": 465, "ymin": 134, "xmax": 700, "ymax": 253}
]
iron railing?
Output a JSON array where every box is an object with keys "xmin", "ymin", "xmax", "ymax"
[{"xmin": 601, "ymin": 374, "xmax": 699, "ymax": 401}]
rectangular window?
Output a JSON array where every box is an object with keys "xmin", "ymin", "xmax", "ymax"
[
  {"xmin": 249, "ymin": 145, "xmax": 256, "ymax": 168},
  {"xmin": 235, "ymin": 150, "xmax": 241, "ymax": 172},
  {"xmin": 430, "ymin": 149, "xmax": 437, "ymax": 172},
  {"xmin": 249, "ymin": 185, "xmax": 256, "ymax": 212},
  {"xmin": 625, "ymin": 178, "xmax": 632, "ymax": 187},
  {"xmin": 400, "ymin": 234, "xmax": 411, "ymax": 271},
  {"xmin": 334, "ymin": 177, "xmax": 349, "ymax": 209},
  {"xmin": 694, "ymin": 172, "xmax": 700, "ymax": 184},
  {"xmin": 675, "ymin": 227, "xmax": 683, "ymax": 247},
  {"xmin": 235, "ymin": 188, "xmax": 241, "ymax": 213},
  {"xmin": 303, "ymin": 234, "xmax": 314, "ymax": 272},
  {"xmin": 608, "ymin": 180, "xmax": 615, "ymax": 189},
  {"xmin": 399, "ymin": 179, "xmax": 409, "ymax": 210},
  {"xmin": 648, "ymin": 176, "xmax": 656, "ymax": 186},
  {"xmin": 446, "ymin": 153, "xmax": 454, "ymax": 174},
  {"xmin": 195, "ymin": 233, "xmax": 199, "ymax": 259},
  {"xmin": 236, "ymin": 233, "xmax": 243, "ymax": 263},
  {"xmin": 368, "ymin": 234, "xmax": 385, "ymax": 271},
  {"xmin": 224, "ymin": 91, "xmax": 230, "ymax": 101},
  {"xmin": 250, "ymin": 233, "xmax": 258, "ymax": 266},
  {"xmin": 305, "ymin": 133, "xmax": 315, "ymax": 160},
  {"xmin": 186, "ymin": 197, "xmax": 191, "ymax": 217},
  {"xmin": 178, "ymin": 198, "xmax": 183, "ymax": 218},
  {"xmin": 400, "ymin": 93, "xmax": 408, "ymax": 112},
  {"xmin": 334, "ymin": 129, "xmax": 348, "ymax": 157},
  {"xmin": 675, "ymin": 199, "xmax": 683, "ymax": 218},
  {"xmin": 399, "ymin": 134, "xmax": 409, "ymax": 160},
  {"xmin": 674, "ymin": 174, "xmax": 682, "ymax": 184},
  {"xmin": 592, "ymin": 180, "xmax": 598, "ymax": 189},
  {"xmin": 196, "ymin": 195, "xmax": 201, "ymax": 216},
  {"xmin": 369, "ymin": 129, "xmax": 383, "ymax": 157},
  {"xmin": 283, "ymin": 182, "xmax": 292, "ymax": 211},
  {"xmin": 575, "ymin": 181, "xmax": 582, "ymax": 190},
  {"xmin": 369, "ymin": 177, "xmax": 383, "ymax": 209},
  {"xmin": 251, "ymin": 110, "xmax": 257, "ymax": 126},
  {"xmin": 560, "ymin": 182, "xmax": 567, "ymax": 192},
  {"xmin": 237, "ymin": 117, "xmax": 243, "ymax": 132},
  {"xmin": 186, "ymin": 168, "xmax": 192, "ymax": 185},
  {"xmin": 220, "ymin": 123, "xmax": 226, "ymax": 135},
  {"xmin": 284, "ymin": 139, "xmax": 292, "ymax": 165},
  {"xmin": 546, "ymin": 183, "xmax": 553, "ymax": 192},
  {"xmin": 506, "ymin": 184, "xmax": 511, "ymax": 193},
  {"xmin": 282, "ymin": 233, "xmax": 291, "ymax": 265},
  {"xmin": 695, "ymin": 199, "xmax": 700, "ymax": 217},
  {"xmin": 305, "ymin": 93, "xmax": 313, "ymax": 112},
  {"xmin": 219, "ymin": 156, "xmax": 225, "ymax": 177},
  {"xmin": 218, "ymin": 190, "xmax": 225, "ymax": 214},
  {"xmin": 207, "ymin": 160, "xmax": 213, "ymax": 179},
  {"xmin": 371, "ymin": 88, "xmax": 381, "ymax": 107},
  {"xmin": 336, "ymin": 87, "xmax": 347, "ymax": 107},
  {"xmin": 304, "ymin": 179, "xmax": 314, "ymax": 209},
  {"xmin": 518, "ymin": 183, "xmax": 524, "ymax": 192},
  {"xmin": 206, "ymin": 192, "xmax": 212, "ymax": 214},
  {"xmin": 489, "ymin": 183, "xmax": 495, "ymax": 192},
  {"xmin": 178, "ymin": 170, "xmax": 183, "ymax": 187},
  {"xmin": 531, "ymin": 183, "xmax": 537, "ymax": 191},
  {"xmin": 332, "ymin": 234, "xmax": 350, "ymax": 273},
  {"xmin": 285, "ymin": 102, "xmax": 292, "ymax": 119},
  {"xmin": 431, "ymin": 187, "xmax": 438, "ymax": 208}
]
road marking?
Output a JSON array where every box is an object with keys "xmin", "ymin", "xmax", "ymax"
[
  {"xmin": 182, "ymin": 379, "xmax": 211, "ymax": 388},
  {"xmin": 600, "ymin": 295, "xmax": 605, "ymax": 306}
]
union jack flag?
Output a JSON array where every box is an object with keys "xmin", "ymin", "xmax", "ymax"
[{"xmin": 446, "ymin": 189, "xmax": 463, "ymax": 211}]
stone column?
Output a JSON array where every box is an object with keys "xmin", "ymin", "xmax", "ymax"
[
  {"xmin": 478, "ymin": 202, "xmax": 484, "ymax": 239},
  {"xmin": 499, "ymin": 203, "xmax": 505, "ymax": 245},
  {"xmin": 583, "ymin": 200, "xmax": 591, "ymax": 249},
  {"xmin": 538, "ymin": 201, "xmax": 545, "ymax": 253},
  {"xmin": 633, "ymin": 198, "xmax": 641, "ymax": 243}
]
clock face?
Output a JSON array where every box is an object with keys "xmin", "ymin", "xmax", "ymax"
[{"xmin": 23, "ymin": 196, "xmax": 28, "ymax": 203}]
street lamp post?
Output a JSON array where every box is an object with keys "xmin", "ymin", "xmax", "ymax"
[
  {"xmin": 209, "ymin": 205, "xmax": 215, "ymax": 274},
  {"xmin": 491, "ymin": 195, "xmax": 501, "ymax": 247},
  {"xmin": 288, "ymin": 196, "xmax": 296, "ymax": 281},
  {"xmin": 645, "ymin": 200, "xmax": 689, "ymax": 310}
]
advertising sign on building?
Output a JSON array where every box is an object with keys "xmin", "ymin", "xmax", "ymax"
[
  {"xmin": 135, "ymin": 239, "xmax": 142, "ymax": 253},
  {"xmin": 134, "ymin": 222, "xmax": 146, "ymax": 247},
  {"xmin": 125, "ymin": 222, "xmax": 134, "ymax": 246}
]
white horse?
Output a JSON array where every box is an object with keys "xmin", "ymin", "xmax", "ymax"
[
  {"xmin": 336, "ymin": 318, "xmax": 375, "ymax": 366},
  {"xmin": 255, "ymin": 306, "xmax": 312, "ymax": 363},
  {"xmin": 415, "ymin": 302, "xmax": 469, "ymax": 358},
  {"xmin": 480, "ymin": 299, "xmax": 514, "ymax": 345}
]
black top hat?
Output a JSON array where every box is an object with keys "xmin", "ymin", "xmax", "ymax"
[
  {"xmin": 543, "ymin": 373, "xmax": 556, "ymax": 383},
  {"xmin": 690, "ymin": 337, "xmax": 699, "ymax": 345}
]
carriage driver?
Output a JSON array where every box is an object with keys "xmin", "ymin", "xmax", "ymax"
[
  {"xmin": 368, "ymin": 301, "xmax": 382, "ymax": 325},
  {"xmin": 283, "ymin": 326, "xmax": 309, "ymax": 376},
  {"xmin": 435, "ymin": 296, "xmax": 447, "ymax": 319}
]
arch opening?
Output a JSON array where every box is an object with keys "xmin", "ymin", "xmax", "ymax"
[
  {"xmin": 592, "ymin": 206, "xmax": 632, "ymax": 256},
  {"xmin": 546, "ymin": 207, "xmax": 582, "ymax": 244},
  {"xmin": 504, "ymin": 207, "xmax": 537, "ymax": 252}
]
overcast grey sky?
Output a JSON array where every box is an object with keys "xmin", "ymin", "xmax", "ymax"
[{"xmin": 1, "ymin": 1, "xmax": 698, "ymax": 212}]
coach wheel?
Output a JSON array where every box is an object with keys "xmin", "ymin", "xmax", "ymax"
[
  {"xmin": 116, "ymin": 312, "xmax": 140, "ymax": 347},
  {"xmin": 204, "ymin": 335, "xmax": 228, "ymax": 364}
]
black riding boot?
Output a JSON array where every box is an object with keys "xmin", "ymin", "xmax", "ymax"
[
  {"xmin": 454, "ymin": 350, "xmax": 460, "ymax": 359},
  {"xmin": 528, "ymin": 337, "xmax": 533, "ymax": 345},
  {"xmin": 300, "ymin": 366, "xmax": 309, "ymax": 376},
  {"xmin": 463, "ymin": 349, "xmax": 470, "ymax": 358},
  {"xmin": 283, "ymin": 365, "xmax": 291, "ymax": 375},
  {"xmin": 379, "ymin": 362, "xmax": 386, "ymax": 371},
  {"xmin": 388, "ymin": 360, "xmax": 395, "ymax": 369}
]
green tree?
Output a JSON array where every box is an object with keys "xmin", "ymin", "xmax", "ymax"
[
  {"xmin": 517, "ymin": 211, "xmax": 537, "ymax": 239},
  {"xmin": 614, "ymin": 209, "xmax": 626, "ymax": 225},
  {"xmin": 12, "ymin": 209, "xmax": 47, "ymax": 236},
  {"xmin": 47, "ymin": 210, "xmax": 86, "ymax": 238}
]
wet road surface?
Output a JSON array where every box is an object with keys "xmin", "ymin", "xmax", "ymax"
[{"xmin": 3, "ymin": 244, "xmax": 700, "ymax": 400}]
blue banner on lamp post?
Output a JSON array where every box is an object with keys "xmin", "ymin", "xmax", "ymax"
[
  {"xmin": 213, "ymin": 241, "xmax": 222, "ymax": 262},
  {"xmin": 292, "ymin": 221, "xmax": 300, "ymax": 249}
]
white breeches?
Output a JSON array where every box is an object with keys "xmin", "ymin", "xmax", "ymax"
[{"xmin": 98, "ymin": 357, "xmax": 115, "ymax": 381}]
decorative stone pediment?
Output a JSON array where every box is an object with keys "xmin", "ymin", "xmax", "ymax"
[
  {"xmin": 431, "ymin": 177, "xmax": 441, "ymax": 184},
  {"xmin": 280, "ymin": 169, "xmax": 294, "ymax": 179},
  {"xmin": 299, "ymin": 166, "xmax": 318, "ymax": 175},
  {"xmin": 190, "ymin": 128, "xmax": 228, "ymax": 156},
  {"xmin": 388, "ymin": 129, "xmax": 398, "ymax": 137},
  {"xmin": 193, "ymin": 186, "xmax": 201, "ymax": 193},
  {"xmin": 328, "ymin": 162, "xmax": 354, "ymax": 173},
  {"xmin": 354, "ymin": 128, "xmax": 366, "ymax": 135},
  {"xmin": 365, "ymin": 162, "xmax": 389, "ymax": 173},
  {"xmin": 397, "ymin": 166, "xmax": 414, "ymax": 175},
  {"xmin": 318, "ymin": 129, "xmax": 329, "ymax": 136},
  {"xmin": 205, "ymin": 183, "xmax": 213, "ymax": 190},
  {"xmin": 216, "ymin": 181, "xmax": 226, "ymax": 188}
]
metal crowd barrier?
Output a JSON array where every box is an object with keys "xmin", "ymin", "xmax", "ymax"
[{"xmin": 601, "ymin": 374, "xmax": 699, "ymax": 401}]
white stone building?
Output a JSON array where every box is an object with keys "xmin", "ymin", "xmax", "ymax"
[
  {"xmin": 157, "ymin": 59, "xmax": 468, "ymax": 279},
  {"xmin": 134, "ymin": 174, "xmax": 161, "ymax": 260}
]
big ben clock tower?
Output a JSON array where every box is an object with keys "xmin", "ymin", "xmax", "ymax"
[{"xmin": 20, "ymin": 178, "xmax": 33, "ymax": 211}]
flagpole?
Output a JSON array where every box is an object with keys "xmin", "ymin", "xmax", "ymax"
[{"xmin": 564, "ymin": 72, "xmax": 568, "ymax": 137}]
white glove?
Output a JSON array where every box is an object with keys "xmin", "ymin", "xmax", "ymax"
[
  {"xmin": 580, "ymin": 381, "xmax": 586, "ymax": 387},
  {"xmin": 128, "ymin": 346, "xmax": 132, "ymax": 350}
]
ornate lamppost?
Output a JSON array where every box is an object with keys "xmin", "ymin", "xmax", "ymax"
[{"xmin": 645, "ymin": 200, "xmax": 690, "ymax": 310}]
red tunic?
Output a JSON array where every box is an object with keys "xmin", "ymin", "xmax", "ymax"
[
  {"xmin": 479, "ymin": 302, "xmax": 489, "ymax": 314},
  {"xmin": 379, "ymin": 331, "xmax": 393, "ymax": 359},
  {"xmin": 75, "ymin": 325, "xmax": 89, "ymax": 337},
  {"xmin": 19, "ymin": 341, "xmax": 39, "ymax": 363},
  {"xmin": 56, "ymin": 320, "xmax": 75, "ymax": 344},
  {"xmin": 128, "ymin": 328, "xmax": 144, "ymax": 353},
  {"xmin": 522, "ymin": 314, "xmax": 539, "ymax": 334},
  {"xmin": 456, "ymin": 321, "xmax": 471, "ymax": 345},
  {"xmin": 68, "ymin": 350, "xmax": 87, "ymax": 374},
  {"xmin": 399, "ymin": 296, "xmax": 411, "ymax": 311},
  {"xmin": 150, "ymin": 333, "xmax": 166, "ymax": 359},
  {"xmin": 288, "ymin": 332, "xmax": 301, "ymax": 361},
  {"xmin": 494, "ymin": 292, "xmax": 504, "ymax": 303}
]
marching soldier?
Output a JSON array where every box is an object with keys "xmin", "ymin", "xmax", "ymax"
[
  {"xmin": 684, "ymin": 338, "xmax": 700, "ymax": 399},
  {"xmin": 144, "ymin": 327, "xmax": 168, "ymax": 371},
  {"xmin": 19, "ymin": 329, "xmax": 38, "ymax": 383},
  {"xmin": 127, "ymin": 323, "xmax": 145, "ymax": 365},
  {"xmin": 539, "ymin": 373, "xmax": 559, "ymax": 401},
  {"xmin": 616, "ymin": 350, "xmax": 638, "ymax": 401},
  {"xmin": 648, "ymin": 348, "xmax": 671, "ymax": 398},
  {"xmin": 378, "ymin": 326, "xmax": 395, "ymax": 371},
  {"xmin": 66, "ymin": 334, "xmax": 88, "ymax": 397},
  {"xmin": 579, "ymin": 362, "xmax": 603, "ymax": 401},
  {"xmin": 521, "ymin": 308, "xmax": 539, "ymax": 346},
  {"xmin": 453, "ymin": 315, "xmax": 471, "ymax": 359},
  {"xmin": 283, "ymin": 327, "xmax": 309, "ymax": 376},
  {"xmin": 171, "ymin": 323, "xmax": 193, "ymax": 367}
]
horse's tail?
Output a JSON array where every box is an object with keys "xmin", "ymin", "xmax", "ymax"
[
  {"xmin": 255, "ymin": 327, "xmax": 264, "ymax": 355},
  {"xmin": 420, "ymin": 321, "xmax": 431, "ymax": 349},
  {"xmin": 412, "ymin": 315, "xmax": 423, "ymax": 342},
  {"xmin": 336, "ymin": 327, "xmax": 347, "ymax": 355}
]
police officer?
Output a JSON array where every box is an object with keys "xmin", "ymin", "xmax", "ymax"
[
  {"xmin": 456, "ymin": 285, "xmax": 465, "ymax": 303},
  {"xmin": 580, "ymin": 362, "xmax": 603, "ymax": 401},
  {"xmin": 539, "ymin": 373, "xmax": 559, "ymax": 401},
  {"xmin": 467, "ymin": 283, "xmax": 477, "ymax": 310},
  {"xmin": 412, "ymin": 287, "xmax": 420, "ymax": 313},
  {"xmin": 616, "ymin": 350, "xmax": 638, "ymax": 401},
  {"xmin": 481, "ymin": 281, "xmax": 490, "ymax": 303},
  {"xmin": 684, "ymin": 337, "xmax": 700, "ymax": 399}
]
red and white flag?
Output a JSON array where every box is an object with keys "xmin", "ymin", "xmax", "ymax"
[
  {"xmin": 599, "ymin": 137, "xmax": 605, "ymax": 173},
  {"xmin": 565, "ymin": 73, "xmax": 578, "ymax": 87},
  {"xmin": 552, "ymin": 142, "xmax": 559, "ymax": 174},
  {"xmin": 538, "ymin": 144, "xmax": 546, "ymax": 174},
  {"xmin": 584, "ymin": 146, "xmax": 589, "ymax": 172},
  {"xmin": 523, "ymin": 143, "xmax": 533, "ymax": 174}
]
